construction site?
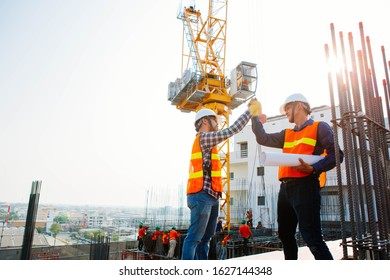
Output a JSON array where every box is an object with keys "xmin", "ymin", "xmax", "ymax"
[
  {"xmin": 1, "ymin": 0, "xmax": 390, "ymax": 261},
  {"xmin": 165, "ymin": 0, "xmax": 390, "ymax": 260}
]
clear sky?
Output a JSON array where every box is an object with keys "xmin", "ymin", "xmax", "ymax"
[{"xmin": 1, "ymin": 0, "xmax": 389, "ymax": 208}]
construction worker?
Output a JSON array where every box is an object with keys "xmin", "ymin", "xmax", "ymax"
[
  {"xmin": 137, "ymin": 223, "xmax": 146, "ymax": 251},
  {"xmin": 151, "ymin": 226, "xmax": 163, "ymax": 256},
  {"xmin": 239, "ymin": 219, "xmax": 252, "ymax": 256},
  {"xmin": 181, "ymin": 99, "xmax": 261, "ymax": 260},
  {"xmin": 162, "ymin": 230, "xmax": 170, "ymax": 256},
  {"xmin": 251, "ymin": 93, "xmax": 344, "ymax": 260},
  {"xmin": 215, "ymin": 218, "xmax": 223, "ymax": 233},
  {"xmin": 246, "ymin": 209, "xmax": 253, "ymax": 228},
  {"xmin": 256, "ymin": 221, "xmax": 265, "ymax": 235},
  {"xmin": 219, "ymin": 230, "xmax": 232, "ymax": 260},
  {"xmin": 167, "ymin": 226, "xmax": 180, "ymax": 259}
]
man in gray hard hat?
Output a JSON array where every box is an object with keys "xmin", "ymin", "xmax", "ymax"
[
  {"xmin": 181, "ymin": 98, "xmax": 261, "ymax": 260},
  {"xmin": 251, "ymin": 93, "xmax": 343, "ymax": 260}
]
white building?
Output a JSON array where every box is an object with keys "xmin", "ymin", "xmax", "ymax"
[
  {"xmin": 229, "ymin": 105, "xmax": 345, "ymax": 229},
  {"xmin": 86, "ymin": 212, "xmax": 104, "ymax": 228}
]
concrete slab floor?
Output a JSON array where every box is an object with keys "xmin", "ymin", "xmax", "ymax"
[{"xmin": 234, "ymin": 239, "xmax": 351, "ymax": 260}]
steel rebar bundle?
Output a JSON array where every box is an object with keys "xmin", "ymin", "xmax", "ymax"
[{"xmin": 325, "ymin": 22, "xmax": 390, "ymax": 260}]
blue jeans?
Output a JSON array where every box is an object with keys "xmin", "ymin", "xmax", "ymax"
[
  {"xmin": 181, "ymin": 191, "xmax": 219, "ymax": 260},
  {"xmin": 219, "ymin": 245, "xmax": 227, "ymax": 260},
  {"xmin": 277, "ymin": 176, "xmax": 333, "ymax": 260}
]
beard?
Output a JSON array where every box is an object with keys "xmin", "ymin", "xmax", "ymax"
[
  {"xmin": 287, "ymin": 115, "xmax": 294, "ymax": 123},
  {"xmin": 211, "ymin": 124, "xmax": 218, "ymax": 131}
]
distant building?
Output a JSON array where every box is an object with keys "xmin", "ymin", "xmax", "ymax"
[
  {"xmin": 7, "ymin": 220, "xmax": 47, "ymax": 229},
  {"xmin": 68, "ymin": 212, "xmax": 85, "ymax": 226},
  {"xmin": 86, "ymin": 212, "xmax": 104, "ymax": 228}
]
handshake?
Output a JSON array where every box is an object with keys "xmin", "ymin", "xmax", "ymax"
[{"xmin": 248, "ymin": 98, "xmax": 262, "ymax": 116}]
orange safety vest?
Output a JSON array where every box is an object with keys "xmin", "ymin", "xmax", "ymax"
[
  {"xmin": 239, "ymin": 224, "xmax": 252, "ymax": 239},
  {"xmin": 138, "ymin": 227, "xmax": 146, "ymax": 239},
  {"xmin": 152, "ymin": 230, "xmax": 163, "ymax": 241},
  {"xmin": 187, "ymin": 134, "xmax": 222, "ymax": 194},
  {"xmin": 278, "ymin": 121, "xmax": 327, "ymax": 186},
  {"xmin": 162, "ymin": 233, "xmax": 169, "ymax": 244},
  {"xmin": 222, "ymin": 235, "xmax": 231, "ymax": 246},
  {"xmin": 169, "ymin": 230, "xmax": 180, "ymax": 240}
]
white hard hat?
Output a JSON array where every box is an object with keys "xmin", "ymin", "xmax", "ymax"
[
  {"xmin": 194, "ymin": 108, "xmax": 217, "ymax": 125},
  {"xmin": 279, "ymin": 93, "xmax": 310, "ymax": 114}
]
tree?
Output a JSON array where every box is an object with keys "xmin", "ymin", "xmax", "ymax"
[
  {"xmin": 94, "ymin": 230, "xmax": 106, "ymax": 240},
  {"xmin": 50, "ymin": 223, "xmax": 61, "ymax": 246},
  {"xmin": 54, "ymin": 215, "xmax": 68, "ymax": 224},
  {"xmin": 111, "ymin": 233, "xmax": 119, "ymax": 242},
  {"xmin": 83, "ymin": 231, "xmax": 94, "ymax": 240}
]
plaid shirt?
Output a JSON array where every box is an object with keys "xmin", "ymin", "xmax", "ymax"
[{"xmin": 197, "ymin": 110, "xmax": 251, "ymax": 199}]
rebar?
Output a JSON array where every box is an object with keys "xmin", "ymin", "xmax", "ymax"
[
  {"xmin": 325, "ymin": 40, "xmax": 348, "ymax": 259},
  {"xmin": 325, "ymin": 22, "xmax": 390, "ymax": 260}
]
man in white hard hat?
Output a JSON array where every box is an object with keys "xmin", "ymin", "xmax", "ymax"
[
  {"xmin": 181, "ymin": 98, "xmax": 261, "ymax": 260},
  {"xmin": 251, "ymin": 93, "xmax": 343, "ymax": 260}
]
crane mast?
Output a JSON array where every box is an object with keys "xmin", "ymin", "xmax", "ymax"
[{"xmin": 168, "ymin": 0, "xmax": 258, "ymax": 230}]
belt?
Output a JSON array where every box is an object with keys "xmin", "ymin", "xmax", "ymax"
[
  {"xmin": 281, "ymin": 176, "xmax": 316, "ymax": 184},
  {"xmin": 281, "ymin": 178, "xmax": 297, "ymax": 184}
]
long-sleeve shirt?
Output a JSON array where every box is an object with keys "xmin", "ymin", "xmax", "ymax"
[
  {"xmin": 251, "ymin": 116, "xmax": 343, "ymax": 175},
  {"xmin": 221, "ymin": 235, "xmax": 231, "ymax": 246},
  {"xmin": 152, "ymin": 230, "xmax": 163, "ymax": 241},
  {"xmin": 239, "ymin": 224, "xmax": 252, "ymax": 239},
  {"xmin": 162, "ymin": 233, "xmax": 169, "ymax": 244},
  {"xmin": 138, "ymin": 227, "xmax": 146, "ymax": 239},
  {"xmin": 198, "ymin": 110, "xmax": 251, "ymax": 199}
]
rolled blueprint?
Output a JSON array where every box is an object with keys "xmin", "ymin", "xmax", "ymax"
[{"xmin": 259, "ymin": 151, "xmax": 324, "ymax": 167}]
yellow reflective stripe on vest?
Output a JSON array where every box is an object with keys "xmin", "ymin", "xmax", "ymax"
[
  {"xmin": 284, "ymin": 137, "xmax": 317, "ymax": 148},
  {"xmin": 191, "ymin": 152, "xmax": 202, "ymax": 160},
  {"xmin": 211, "ymin": 153, "xmax": 220, "ymax": 160},
  {"xmin": 211, "ymin": 170, "xmax": 221, "ymax": 177},
  {"xmin": 189, "ymin": 170, "xmax": 203, "ymax": 179}
]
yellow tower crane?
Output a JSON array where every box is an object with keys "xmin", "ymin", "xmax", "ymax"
[{"xmin": 168, "ymin": 0, "xmax": 258, "ymax": 230}]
